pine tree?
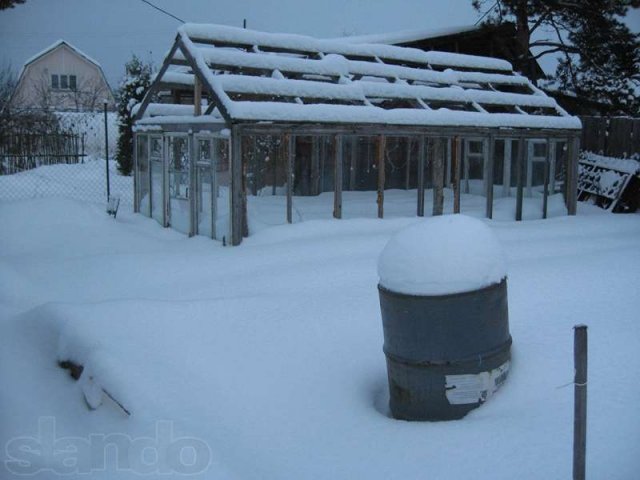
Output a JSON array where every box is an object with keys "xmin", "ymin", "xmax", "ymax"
[
  {"xmin": 0, "ymin": 0, "xmax": 26, "ymax": 10},
  {"xmin": 473, "ymin": 0, "xmax": 640, "ymax": 115},
  {"xmin": 555, "ymin": 2, "xmax": 640, "ymax": 114},
  {"xmin": 115, "ymin": 55, "xmax": 153, "ymax": 175}
]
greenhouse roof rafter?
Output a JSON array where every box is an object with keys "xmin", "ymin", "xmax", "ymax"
[{"xmin": 134, "ymin": 23, "xmax": 581, "ymax": 130}]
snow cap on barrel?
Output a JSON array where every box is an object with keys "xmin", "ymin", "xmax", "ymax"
[{"xmin": 378, "ymin": 214, "xmax": 507, "ymax": 296}]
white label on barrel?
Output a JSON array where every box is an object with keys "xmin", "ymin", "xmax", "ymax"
[{"xmin": 444, "ymin": 361, "xmax": 510, "ymax": 405}]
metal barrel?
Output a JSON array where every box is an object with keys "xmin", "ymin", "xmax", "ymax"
[{"xmin": 379, "ymin": 278, "xmax": 511, "ymax": 421}]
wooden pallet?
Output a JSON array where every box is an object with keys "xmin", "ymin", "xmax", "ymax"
[{"xmin": 577, "ymin": 156, "xmax": 640, "ymax": 213}]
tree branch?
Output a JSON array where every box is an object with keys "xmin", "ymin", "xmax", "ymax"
[
  {"xmin": 528, "ymin": 11, "xmax": 551, "ymax": 35},
  {"xmin": 548, "ymin": 16, "xmax": 579, "ymax": 89},
  {"xmin": 533, "ymin": 47, "xmax": 567, "ymax": 59},
  {"xmin": 530, "ymin": 40, "xmax": 580, "ymax": 53}
]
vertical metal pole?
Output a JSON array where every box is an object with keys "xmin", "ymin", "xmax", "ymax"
[
  {"xmin": 485, "ymin": 135, "xmax": 495, "ymax": 219},
  {"xmin": 516, "ymin": 137, "xmax": 525, "ymax": 221},
  {"xmin": 286, "ymin": 133, "xmax": 294, "ymax": 224},
  {"xmin": 104, "ymin": 101, "xmax": 110, "ymax": 200},
  {"xmin": 573, "ymin": 325, "xmax": 588, "ymax": 480},
  {"xmin": 333, "ymin": 135, "xmax": 343, "ymax": 219},
  {"xmin": 417, "ymin": 136, "xmax": 425, "ymax": 217},
  {"xmin": 377, "ymin": 135, "xmax": 386, "ymax": 219}
]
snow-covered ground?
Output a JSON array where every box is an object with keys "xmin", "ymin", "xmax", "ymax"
[
  {"xmin": 0, "ymin": 158, "xmax": 132, "ymax": 206},
  {"xmin": 1, "ymin": 166, "xmax": 639, "ymax": 478}
]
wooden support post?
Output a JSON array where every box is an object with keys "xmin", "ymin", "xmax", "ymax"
[
  {"xmin": 211, "ymin": 138, "xmax": 218, "ymax": 240},
  {"xmin": 285, "ymin": 133, "xmax": 294, "ymax": 224},
  {"xmin": 485, "ymin": 136, "xmax": 495, "ymax": 219},
  {"xmin": 272, "ymin": 137, "xmax": 278, "ymax": 196},
  {"xmin": 349, "ymin": 136, "xmax": 357, "ymax": 190},
  {"xmin": 567, "ymin": 135, "xmax": 580, "ymax": 216},
  {"xmin": 417, "ymin": 136, "xmax": 425, "ymax": 217},
  {"xmin": 503, "ymin": 139, "xmax": 512, "ymax": 197},
  {"xmin": 573, "ymin": 325, "xmax": 588, "ymax": 480},
  {"xmin": 543, "ymin": 138, "xmax": 551, "ymax": 219},
  {"xmin": 230, "ymin": 127, "xmax": 244, "ymax": 245},
  {"xmin": 432, "ymin": 137, "xmax": 444, "ymax": 216},
  {"xmin": 319, "ymin": 137, "xmax": 326, "ymax": 193},
  {"xmin": 377, "ymin": 135, "xmax": 386, "ymax": 219},
  {"xmin": 311, "ymin": 136, "xmax": 320, "ymax": 195},
  {"xmin": 333, "ymin": 135, "xmax": 343, "ymax": 219},
  {"xmin": 162, "ymin": 136, "xmax": 169, "ymax": 228},
  {"xmin": 133, "ymin": 134, "xmax": 139, "ymax": 213},
  {"xmin": 194, "ymin": 76, "xmax": 202, "ymax": 116},
  {"xmin": 515, "ymin": 137, "xmax": 525, "ymax": 221},
  {"xmin": 405, "ymin": 137, "xmax": 412, "ymax": 190},
  {"xmin": 452, "ymin": 136, "xmax": 461, "ymax": 214},
  {"xmin": 463, "ymin": 139, "xmax": 470, "ymax": 194}
]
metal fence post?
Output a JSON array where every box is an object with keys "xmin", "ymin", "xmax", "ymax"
[
  {"xmin": 104, "ymin": 101, "xmax": 110, "ymax": 200},
  {"xmin": 573, "ymin": 324, "xmax": 588, "ymax": 480}
]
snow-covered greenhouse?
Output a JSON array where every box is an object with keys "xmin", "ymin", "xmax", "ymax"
[{"xmin": 132, "ymin": 23, "xmax": 582, "ymax": 245}]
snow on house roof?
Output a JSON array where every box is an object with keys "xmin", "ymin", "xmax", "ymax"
[
  {"xmin": 23, "ymin": 39, "xmax": 102, "ymax": 69},
  {"xmin": 135, "ymin": 23, "xmax": 580, "ymax": 131}
]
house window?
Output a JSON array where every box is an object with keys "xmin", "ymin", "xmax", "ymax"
[
  {"xmin": 60, "ymin": 75, "xmax": 68, "ymax": 89},
  {"xmin": 51, "ymin": 74, "xmax": 59, "ymax": 89},
  {"xmin": 69, "ymin": 75, "xmax": 76, "ymax": 90}
]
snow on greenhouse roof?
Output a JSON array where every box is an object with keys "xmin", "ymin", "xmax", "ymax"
[{"xmin": 135, "ymin": 23, "xmax": 581, "ymax": 130}]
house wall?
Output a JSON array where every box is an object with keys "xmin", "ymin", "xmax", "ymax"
[{"xmin": 12, "ymin": 44, "xmax": 115, "ymax": 111}]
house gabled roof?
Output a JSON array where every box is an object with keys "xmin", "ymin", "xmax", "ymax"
[
  {"xmin": 135, "ymin": 23, "xmax": 581, "ymax": 131},
  {"xmin": 10, "ymin": 39, "xmax": 114, "ymax": 110},
  {"xmin": 23, "ymin": 39, "xmax": 103, "ymax": 70}
]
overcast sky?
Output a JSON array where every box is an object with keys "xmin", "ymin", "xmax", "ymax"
[{"xmin": 1, "ymin": 0, "xmax": 639, "ymax": 89}]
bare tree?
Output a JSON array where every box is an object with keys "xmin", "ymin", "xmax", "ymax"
[
  {"xmin": 29, "ymin": 73, "xmax": 55, "ymax": 110},
  {"xmin": 68, "ymin": 76, "xmax": 112, "ymax": 111},
  {"xmin": 0, "ymin": 61, "xmax": 17, "ymax": 113}
]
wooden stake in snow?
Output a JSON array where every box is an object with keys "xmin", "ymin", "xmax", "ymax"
[{"xmin": 573, "ymin": 325, "xmax": 588, "ymax": 480}]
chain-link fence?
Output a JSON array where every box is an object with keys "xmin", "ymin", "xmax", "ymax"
[{"xmin": 0, "ymin": 108, "xmax": 133, "ymax": 207}]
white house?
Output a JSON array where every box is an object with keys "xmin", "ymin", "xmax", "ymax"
[{"xmin": 10, "ymin": 39, "xmax": 115, "ymax": 111}]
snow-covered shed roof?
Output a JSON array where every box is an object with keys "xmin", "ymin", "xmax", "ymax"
[{"xmin": 135, "ymin": 23, "xmax": 581, "ymax": 131}]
